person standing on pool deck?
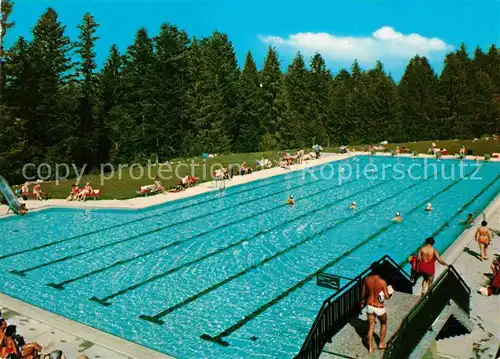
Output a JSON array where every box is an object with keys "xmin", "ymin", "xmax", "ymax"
[
  {"xmin": 417, "ymin": 237, "xmax": 448, "ymax": 295},
  {"xmin": 476, "ymin": 221, "xmax": 491, "ymax": 260},
  {"xmin": 361, "ymin": 262, "xmax": 391, "ymax": 353}
]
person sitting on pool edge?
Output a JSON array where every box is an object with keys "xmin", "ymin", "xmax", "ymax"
[
  {"xmin": 67, "ymin": 184, "xmax": 80, "ymax": 201},
  {"xmin": 349, "ymin": 201, "xmax": 356, "ymax": 210},
  {"xmin": 392, "ymin": 212, "xmax": 403, "ymax": 222},
  {"xmin": 287, "ymin": 195, "xmax": 295, "ymax": 205}
]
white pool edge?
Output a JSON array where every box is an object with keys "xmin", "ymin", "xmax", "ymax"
[{"xmin": 0, "ymin": 292, "xmax": 174, "ymax": 359}]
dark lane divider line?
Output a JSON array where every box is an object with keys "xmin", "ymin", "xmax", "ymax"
[
  {"xmin": 138, "ymin": 166, "xmax": 449, "ymax": 326},
  {"xmin": 197, "ymin": 167, "xmax": 477, "ymax": 346},
  {"xmin": 0, "ymin": 169, "xmax": 313, "ymax": 261},
  {"xmin": 400, "ymin": 174, "xmax": 499, "ymax": 268},
  {"xmin": 11, "ymin": 176, "xmax": 324, "ymax": 276},
  {"xmin": 85, "ymin": 174, "xmax": 396, "ymax": 303}
]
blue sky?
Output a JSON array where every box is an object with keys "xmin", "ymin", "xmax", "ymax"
[{"xmin": 5, "ymin": 0, "xmax": 500, "ymax": 80}]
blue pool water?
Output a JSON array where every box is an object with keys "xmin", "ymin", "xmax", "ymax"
[{"xmin": 0, "ymin": 157, "xmax": 498, "ymax": 358}]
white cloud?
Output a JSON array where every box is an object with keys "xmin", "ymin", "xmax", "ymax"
[{"xmin": 259, "ymin": 26, "xmax": 453, "ymax": 64}]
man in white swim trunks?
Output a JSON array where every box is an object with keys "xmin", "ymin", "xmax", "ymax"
[{"xmin": 361, "ymin": 262, "xmax": 391, "ymax": 353}]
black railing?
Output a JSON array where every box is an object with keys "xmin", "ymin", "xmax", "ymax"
[
  {"xmin": 383, "ymin": 265, "xmax": 470, "ymax": 359},
  {"xmin": 296, "ymin": 255, "xmax": 412, "ymax": 359}
]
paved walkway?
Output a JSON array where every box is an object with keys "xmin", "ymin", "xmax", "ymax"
[
  {"xmin": 0, "ymin": 304, "xmax": 131, "ymax": 359},
  {"xmin": 436, "ymin": 195, "xmax": 500, "ymax": 359}
]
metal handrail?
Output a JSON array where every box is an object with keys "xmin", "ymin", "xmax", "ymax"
[
  {"xmin": 384, "ymin": 265, "xmax": 471, "ymax": 358},
  {"xmin": 297, "ymin": 255, "xmax": 411, "ymax": 359}
]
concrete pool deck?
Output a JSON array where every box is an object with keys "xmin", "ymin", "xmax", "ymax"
[
  {"xmin": 0, "ymin": 152, "xmax": 498, "ymax": 358},
  {"xmin": 435, "ymin": 193, "xmax": 500, "ymax": 359}
]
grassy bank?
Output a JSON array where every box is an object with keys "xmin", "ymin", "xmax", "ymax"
[
  {"xmin": 21, "ymin": 151, "xmax": 281, "ymax": 200},
  {"xmin": 9, "ymin": 139, "xmax": 500, "ymax": 200}
]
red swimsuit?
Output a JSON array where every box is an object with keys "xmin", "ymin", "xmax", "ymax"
[{"xmin": 418, "ymin": 252, "xmax": 436, "ymax": 277}]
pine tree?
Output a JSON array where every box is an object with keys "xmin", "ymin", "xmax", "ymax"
[
  {"xmin": 118, "ymin": 27, "xmax": 157, "ymax": 162},
  {"xmin": 26, "ymin": 8, "xmax": 75, "ymax": 163},
  {"xmin": 181, "ymin": 38, "xmax": 203, "ymax": 156},
  {"xmin": 98, "ymin": 45, "xmax": 123, "ymax": 163},
  {"xmin": 283, "ymin": 52, "xmax": 309, "ymax": 148},
  {"xmin": 236, "ymin": 51, "xmax": 262, "ymax": 152},
  {"xmin": 154, "ymin": 23, "xmax": 190, "ymax": 158},
  {"xmin": 75, "ymin": 12, "xmax": 99, "ymax": 167},
  {"xmin": 470, "ymin": 47, "xmax": 500, "ymax": 136},
  {"xmin": 259, "ymin": 46, "xmax": 284, "ymax": 150},
  {"xmin": 399, "ymin": 56, "xmax": 444, "ymax": 140},
  {"xmin": 308, "ymin": 53, "xmax": 331, "ymax": 146},
  {"xmin": 190, "ymin": 32, "xmax": 239, "ymax": 153},
  {"xmin": 344, "ymin": 60, "xmax": 369, "ymax": 143},
  {"xmin": 0, "ymin": 0, "xmax": 15, "ymax": 102},
  {"xmin": 366, "ymin": 61, "xmax": 402, "ymax": 142},
  {"xmin": 484, "ymin": 45, "xmax": 500, "ymax": 91},
  {"xmin": 440, "ymin": 44, "xmax": 475, "ymax": 139},
  {"xmin": 328, "ymin": 69, "xmax": 351, "ymax": 145}
]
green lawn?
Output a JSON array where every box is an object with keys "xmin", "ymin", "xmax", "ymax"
[
  {"xmin": 23, "ymin": 151, "xmax": 282, "ymax": 200},
  {"xmin": 326, "ymin": 139, "xmax": 500, "ymax": 156},
  {"xmin": 11, "ymin": 139, "xmax": 500, "ymax": 200}
]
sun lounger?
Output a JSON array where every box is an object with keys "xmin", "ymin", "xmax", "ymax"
[
  {"xmin": 86, "ymin": 189, "xmax": 102, "ymax": 200},
  {"xmin": 136, "ymin": 185, "xmax": 160, "ymax": 197}
]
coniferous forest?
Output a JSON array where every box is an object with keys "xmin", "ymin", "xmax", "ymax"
[{"xmin": 1, "ymin": 3, "xmax": 500, "ymax": 182}]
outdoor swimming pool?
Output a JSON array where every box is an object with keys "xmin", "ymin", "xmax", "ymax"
[{"xmin": 0, "ymin": 156, "xmax": 498, "ymax": 359}]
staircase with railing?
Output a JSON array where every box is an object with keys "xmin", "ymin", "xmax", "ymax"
[
  {"xmin": 383, "ymin": 265, "xmax": 473, "ymax": 359},
  {"xmin": 295, "ymin": 257, "xmax": 472, "ymax": 359},
  {"xmin": 295, "ymin": 255, "xmax": 413, "ymax": 359}
]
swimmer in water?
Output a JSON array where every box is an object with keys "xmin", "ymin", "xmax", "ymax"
[
  {"xmin": 425, "ymin": 202, "xmax": 433, "ymax": 212},
  {"xmin": 463, "ymin": 213, "xmax": 474, "ymax": 226},
  {"xmin": 349, "ymin": 201, "xmax": 356, "ymax": 210},
  {"xmin": 287, "ymin": 195, "xmax": 295, "ymax": 205},
  {"xmin": 392, "ymin": 212, "xmax": 403, "ymax": 222}
]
